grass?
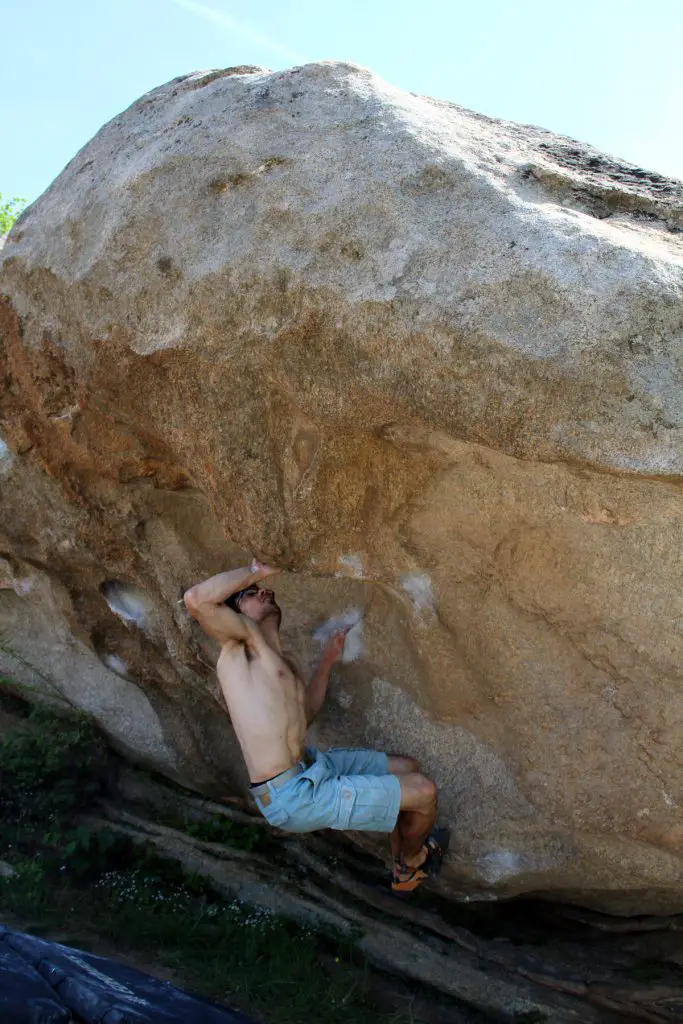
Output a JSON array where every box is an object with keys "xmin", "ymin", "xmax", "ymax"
[
  {"xmin": 1, "ymin": 860, "xmax": 405, "ymax": 1024},
  {"xmin": 0, "ymin": 686, "xmax": 419, "ymax": 1024},
  {"xmin": 183, "ymin": 812, "xmax": 265, "ymax": 852},
  {"xmin": 628, "ymin": 959, "xmax": 664, "ymax": 983}
]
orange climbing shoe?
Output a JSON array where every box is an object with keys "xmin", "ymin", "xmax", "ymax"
[
  {"xmin": 393, "ymin": 847, "xmax": 430, "ymax": 897},
  {"xmin": 391, "ymin": 856, "xmax": 429, "ymax": 893},
  {"xmin": 391, "ymin": 828, "xmax": 449, "ymax": 894}
]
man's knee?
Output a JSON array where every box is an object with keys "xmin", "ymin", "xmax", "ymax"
[
  {"xmin": 399, "ymin": 772, "xmax": 437, "ymax": 812},
  {"xmin": 388, "ymin": 754, "xmax": 420, "ymax": 775},
  {"xmin": 418, "ymin": 774, "xmax": 437, "ymax": 807}
]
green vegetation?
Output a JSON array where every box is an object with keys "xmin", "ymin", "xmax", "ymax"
[
  {"xmin": 183, "ymin": 812, "xmax": 264, "ymax": 851},
  {"xmin": 0, "ymin": 192, "xmax": 26, "ymax": 234},
  {"xmin": 0, "ymin": 701, "xmax": 109, "ymax": 831},
  {"xmin": 0, "ymin": 689, "xmax": 418, "ymax": 1024},
  {"xmin": 2, "ymin": 857, "xmax": 403, "ymax": 1024},
  {"xmin": 629, "ymin": 959, "xmax": 664, "ymax": 983}
]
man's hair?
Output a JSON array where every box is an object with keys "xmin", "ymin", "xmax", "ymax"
[{"xmin": 224, "ymin": 590, "xmax": 244, "ymax": 613}]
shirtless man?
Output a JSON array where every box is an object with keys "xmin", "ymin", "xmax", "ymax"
[{"xmin": 184, "ymin": 559, "xmax": 447, "ymax": 892}]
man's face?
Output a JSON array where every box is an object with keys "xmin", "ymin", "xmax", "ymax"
[{"xmin": 237, "ymin": 584, "xmax": 281, "ymax": 625}]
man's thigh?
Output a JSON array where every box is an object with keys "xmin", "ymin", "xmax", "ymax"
[
  {"xmin": 267, "ymin": 771, "xmax": 401, "ymax": 833},
  {"xmin": 341, "ymin": 772, "xmax": 402, "ymax": 833},
  {"xmin": 323, "ymin": 746, "xmax": 389, "ymax": 777}
]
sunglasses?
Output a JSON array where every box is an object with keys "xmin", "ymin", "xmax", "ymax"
[{"xmin": 233, "ymin": 584, "xmax": 275, "ymax": 605}]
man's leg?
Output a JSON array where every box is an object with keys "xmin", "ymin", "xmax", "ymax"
[
  {"xmin": 324, "ymin": 750, "xmax": 419, "ymax": 859},
  {"xmin": 387, "ymin": 755, "xmax": 420, "ymax": 862},
  {"xmin": 322, "ymin": 749, "xmax": 438, "ymax": 877},
  {"xmin": 395, "ymin": 772, "xmax": 437, "ymax": 868},
  {"xmin": 387, "ymin": 756, "xmax": 420, "ymax": 774}
]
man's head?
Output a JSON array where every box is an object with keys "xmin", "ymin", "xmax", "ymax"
[{"xmin": 225, "ymin": 583, "xmax": 282, "ymax": 628}]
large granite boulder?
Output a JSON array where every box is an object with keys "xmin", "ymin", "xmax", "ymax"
[{"xmin": 1, "ymin": 61, "xmax": 683, "ymax": 913}]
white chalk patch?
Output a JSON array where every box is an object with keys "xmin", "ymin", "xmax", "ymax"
[
  {"xmin": 0, "ymin": 436, "xmax": 13, "ymax": 477},
  {"xmin": 662, "ymin": 791, "xmax": 676, "ymax": 809},
  {"xmin": 11, "ymin": 578, "xmax": 33, "ymax": 596},
  {"xmin": 51, "ymin": 404, "xmax": 80, "ymax": 422},
  {"xmin": 101, "ymin": 653, "xmax": 130, "ymax": 679},
  {"xmin": 400, "ymin": 571, "xmax": 436, "ymax": 616},
  {"xmin": 101, "ymin": 581, "xmax": 151, "ymax": 629},
  {"xmin": 477, "ymin": 849, "xmax": 522, "ymax": 883},
  {"xmin": 0, "ymin": 563, "xmax": 33, "ymax": 596},
  {"xmin": 313, "ymin": 607, "xmax": 364, "ymax": 663},
  {"xmin": 336, "ymin": 689, "xmax": 354, "ymax": 709},
  {"xmin": 335, "ymin": 553, "xmax": 364, "ymax": 578}
]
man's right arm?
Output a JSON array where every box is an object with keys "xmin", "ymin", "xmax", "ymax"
[{"xmin": 183, "ymin": 561, "xmax": 280, "ymax": 645}]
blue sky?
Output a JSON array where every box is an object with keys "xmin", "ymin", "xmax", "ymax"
[{"xmin": 2, "ymin": 0, "xmax": 682, "ymax": 205}]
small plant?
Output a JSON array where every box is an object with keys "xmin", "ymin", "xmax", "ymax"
[
  {"xmin": 42, "ymin": 824, "xmax": 121, "ymax": 879},
  {"xmin": 184, "ymin": 813, "xmax": 263, "ymax": 851},
  {"xmin": 0, "ymin": 703, "xmax": 109, "ymax": 835},
  {"xmin": 11, "ymin": 858, "xmax": 48, "ymax": 903},
  {"xmin": 629, "ymin": 959, "xmax": 663, "ymax": 982},
  {"xmin": 0, "ymin": 193, "xmax": 26, "ymax": 234}
]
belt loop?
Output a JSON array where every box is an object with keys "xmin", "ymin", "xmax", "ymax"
[{"xmin": 252, "ymin": 760, "xmax": 306, "ymax": 799}]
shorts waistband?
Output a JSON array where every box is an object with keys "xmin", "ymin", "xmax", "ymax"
[{"xmin": 250, "ymin": 753, "xmax": 312, "ymax": 796}]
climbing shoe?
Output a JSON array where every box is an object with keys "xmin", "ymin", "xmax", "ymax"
[{"xmin": 391, "ymin": 827, "xmax": 450, "ymax": 894}]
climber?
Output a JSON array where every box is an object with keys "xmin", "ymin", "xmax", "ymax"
[{"xmin": 183, "ymin": 559, "xmax": 447, "ymax": 893}]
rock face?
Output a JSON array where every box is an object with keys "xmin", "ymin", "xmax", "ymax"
[{"xmin": 2, "ymin": 62, "xmax": 683, "ymax": 914}]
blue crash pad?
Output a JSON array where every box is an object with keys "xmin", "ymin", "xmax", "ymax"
[{"xmin": 0, "ymin": 924, "xmax": 253, "ymax": 1024}]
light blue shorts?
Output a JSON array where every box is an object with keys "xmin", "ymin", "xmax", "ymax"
[{"xmin": 251, "ymin": 746, "xmax": 402, "ymax": 834}]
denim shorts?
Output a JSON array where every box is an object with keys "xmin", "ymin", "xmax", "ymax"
[{"xmin": 251, "ymin": 746, "xmax": 402, "ymax": 834}]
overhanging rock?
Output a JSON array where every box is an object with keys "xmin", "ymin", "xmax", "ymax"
[{"xmin": 1, "ymin": 61, "xmax": 683, "ymax": 912}]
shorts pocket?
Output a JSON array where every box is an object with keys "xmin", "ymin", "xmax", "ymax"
[
  {"xmin": 255, "ymin": 798, "xmax": 289, "ymax": 828},
  {"xmin": 336, "ymin": 781, "xmax": 357, "ymax": 830}
]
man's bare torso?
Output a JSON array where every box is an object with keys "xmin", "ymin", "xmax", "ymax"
[{"xmin": 217, "ymin": 623, "xmax": 308, "ymax": 783}]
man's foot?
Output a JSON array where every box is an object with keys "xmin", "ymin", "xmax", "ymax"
[
  {"xmin": 391, "ymin": 854, "xmax": 428, "ymax": 894},
  {"xmin": 391, "ymin": 828, "xmax": 450, "ymax": 894},
  {"xmin": 423, "ymin": 827, "xmax": 449, "ymax": 876}
]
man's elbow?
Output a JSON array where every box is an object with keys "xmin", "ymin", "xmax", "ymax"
[{"xmin": 183, "ymin": 588, "xmax": 201, "ymax": 617}]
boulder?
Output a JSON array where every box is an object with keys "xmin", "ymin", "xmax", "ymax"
[{"xmin": 1, "ymin": 61, "xmax": 683, "ymax": 913}]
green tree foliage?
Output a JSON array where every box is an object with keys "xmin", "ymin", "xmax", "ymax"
[{"xmin": 0, "ymin": 192, "xmax": 27, "ymax": 234}]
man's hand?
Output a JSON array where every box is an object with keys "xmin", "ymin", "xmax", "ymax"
[
  {"xmin": 306, "ymin": 626, "xmax": 351, "ymax": 725},
  {"xmin": 184, "ymin": 560, "xmax": 281, "ymax": 613},
  {"xmin": 324, "ymin": 626, "xmax": 351, "ymax": 664},
  {"xmin": 250, "ymin": 558, "xmax": 282, "ymax": 579}
]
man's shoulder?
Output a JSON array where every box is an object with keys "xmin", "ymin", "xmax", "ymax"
[{"xmin": 216, "ymin": 616, "xmax": 262, "ymax": 659}]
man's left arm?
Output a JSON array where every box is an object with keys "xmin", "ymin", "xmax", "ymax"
[{"xmin": 305, "ymin": 628, "xmax": 349, "ymax": 725}]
